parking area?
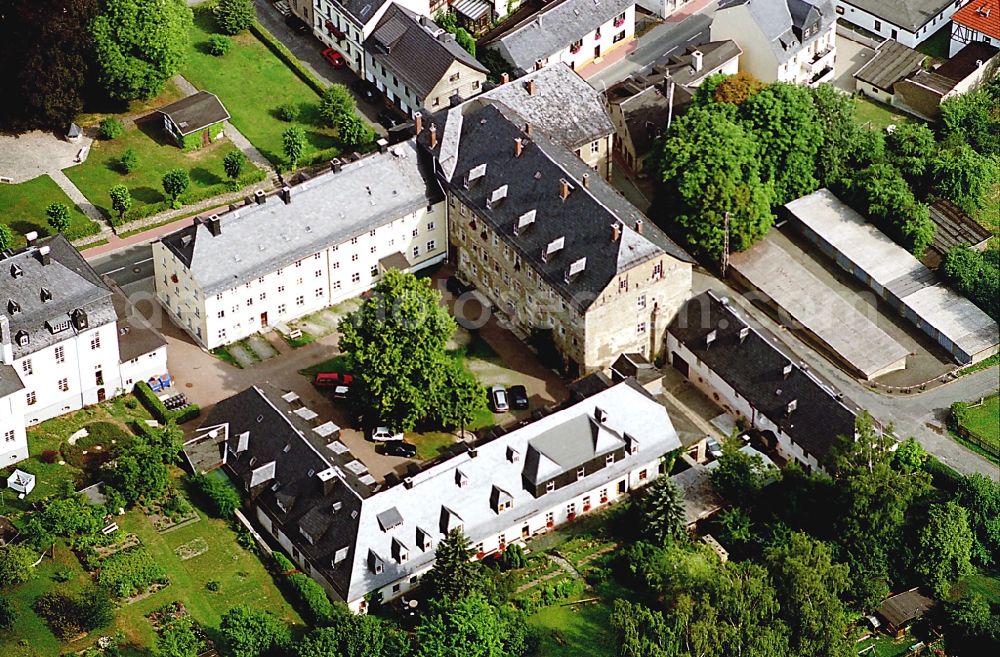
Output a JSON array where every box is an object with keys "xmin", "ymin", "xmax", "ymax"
[{"xmin": 832, "ymin": 32, "xmax": 876, "ymax": 93}]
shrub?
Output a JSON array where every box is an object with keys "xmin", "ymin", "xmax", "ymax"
[
  {"xmin": 120, "ymin": 148, "xmax": 139, "ymax": 173},
  {"xmin": 207, "ymin": 34, "xmax": 232, "ymax": 56},
  {"xmin": 206, "ymin": 579, "xmax": 221, "ymax": 591},
  {"xmin": 0, "ymin": 596, "xmax": 14, "ymax": 629},
  {"xmin": 133, "ymin": 381, "xmax": 201, "ymax": 424},
  {"xmin": 286, "ymin": 572, "xmax": 335, "ymax": 624},
  {"xmin": 97, "ymin": 546, "xmax": 168, "ymax": 597},
  {"xmin": 224, "ymin": 150, "xmax": 247, "ymax": 180},
  {"xmin": 192, "ymin": 473, "xmax": 241, "ymax": 517},
  {"xmin": 273, "ymin": 551, "xmax": 295, "ymax": 574},
  {"xmin": 213, "ymin": 0, "xmax": 254, "ymax": 35},
  {"xmin": 40, "ymin": 449, "xmax": 59, "ymax": 463},
  {"xmin": 276, "ymin": 102, "xmax": 300, "ymax": 122},
  {"xmin": 99, "ymin": 117, "xmax": 124, "ymax": 140}
]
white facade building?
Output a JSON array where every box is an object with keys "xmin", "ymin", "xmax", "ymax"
[
  {"xmin": 312, "ymin": 0, "xmax": 431, "ymax": 75},
  {"xmin": 834, "ymin": 0, "xmax": 965, "ymax": 49},
  {"xmin": 712, "ymin": 0, "xmax": 837, "ymax": 86},
  {"xmin": 153, "ymin": 141, "xmax": 447, "ymax": 350},
  {"xmin": 950, "ymin": 0, "xmax": 1000, "ymax": 56}
]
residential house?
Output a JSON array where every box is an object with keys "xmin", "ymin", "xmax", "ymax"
[
  {"xmin": 290, "ymin": 0, "xmax": 315, "ymax": 28},
  {"xmin": 312, "ymin": 0, "xmax": 432, "ymax": 74},
  {"xmin": 951, "ymin": 0, "xmax": 1000, "ymax": 55},
  {"xmin": 606, "ymin": 41, "xmax": 741, "ymax": 173},
  {"xmin": 0, "ymin": 234, "xmax": 167, "ymax": 466},
  {"xmin": 894, "ymin": 41, "xmax": 1000, "ymax": 119},
  {"xmin": 480, "ymin": 0, "xmax": 637, "ymax": 76},
  {"xmin": 834, "ymin": 0, "xmax": 965, "ymax": 48},
  {"xmin": 876, "ymin": 589, "xmax": 936, "ymax": 638},
  {"xmin": 416, "ymin": 101, "xmax": 694, "ymax": 375},
  {"xmin": 712, "ymin": 0, "xmax": 836, "ymax": 86},
  {"xmin": 481, "ymin": 63, "xmax": 616, "ymax": 179},
  {"xmin": 196, "ymin": 378, "xmax": 680, "ymax": 611},
  {"xmin": 853, "ymin": 39, "xmax": 928, "ymax": 104},
  {"xmin": 152, "ymin": 140, "xmax": 447, "ymax": 350},
  {"xmin": 364, "ymin": 6, "xmax": 488, "ymax": 117},
  {"xmin": 157, "ymin": 92, "xmax": 230, "ymax": 150},
  {"xmin": 666, "ymin": 290, "xmax": 861, "ymax": 473}
]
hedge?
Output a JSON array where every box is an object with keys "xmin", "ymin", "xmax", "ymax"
[
  {"xmin": 97, "ymin": 546, "xmax": 168, "ymax": 597},
  {"xmin": 133, "ymin": 381, "xmax": 201, "ymax": 424},
  {"xmin": 192, "ymin": 473, "xmax": 241, "ymax": 517},
  {"xmin": 287, "ymin": 572, "xmax": 336, "ymax": 624},
  {"xmin": 116, "ymin": 168, "xmax": 268, "ymax": 225},
  {"xmin": 249, "ymin": 21, "xmax": 328, "ymax": 96},
  {"xmin": 65, "ymin": 217, "xmax": 103, "ymax": 241}
]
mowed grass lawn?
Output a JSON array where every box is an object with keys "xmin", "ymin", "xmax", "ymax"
[
  {"xmin": 529, "ymin": 599, "xmax": 615, "ymax": 657},
  {"xmin": 960, "ymin": 394, "xmax": 1000, "ymax": 448},
  {"xmin": 853, "ymin": 96, "xmax": 915, "ymax": 131},
  {"xmin": 64, "ymin": 118, "xmax": 245, "ymax": 219},
  {"xmin": 0, "ymin": 175, "xmax": 98, "ymax": 245},
  {"xmin": 183, "ymin": 9, "xmax": 339, "ymax": 166}
]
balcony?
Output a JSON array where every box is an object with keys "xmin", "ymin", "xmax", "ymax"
[
  {"xmin": 570, "ymin": 42, "xmax": 582, "ymax": 54},
  {"xmin": 808, "ymin": 65, "xmax": 835, "ymax": 86}
]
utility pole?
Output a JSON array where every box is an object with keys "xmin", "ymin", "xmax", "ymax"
[{"xmin": 721, "ymin": 211, "xmax": 730, "ymax": 278}]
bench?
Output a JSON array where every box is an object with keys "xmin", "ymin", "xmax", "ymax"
[
  {"xmin": 0, "ymin": 176, "xmax": 13, "ymax": 184},
  {"xmin": 74, "ymin": 147, "xmax": 88, "ymax": 163}
]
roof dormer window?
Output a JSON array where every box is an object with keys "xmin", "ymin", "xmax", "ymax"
[
  {"xmin": 15, "ymin": 330, "xmax": 28, "ymax": 347},
  {"xmin": 7, "ymin": 299, "xmax": 19, "ymax": 315}
]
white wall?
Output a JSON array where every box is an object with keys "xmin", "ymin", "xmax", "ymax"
[
  {"xmin": 119, "ymin": 345, "xmax": 168, "ymax": 390},
  {"xmin": 526, "ymin": 6, "xmax": 636, "ymax": 73},
  {"xmin": 0, "ymin": 389, "xmax": 28, "ymax": 466},
  {"xmin": 155, "ymin": 203, "xmax": 448, "ymax": 349},
  {"xmin": 313, "ymin": 0, "xmax": 432, "ymax": 75},
  {"xmin": 835, "ymin": 0, "xmax": 963, "ymax": 48}
]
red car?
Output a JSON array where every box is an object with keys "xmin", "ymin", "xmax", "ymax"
[
  {"xmin": 321, "ymin": 48, "xmax": 346, "ymax": 69},
  {"xmin": 313, "ymin": 372, "xmax": 353, "ymax": 388}
]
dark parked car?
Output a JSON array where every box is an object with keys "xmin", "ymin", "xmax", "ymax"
[
  {"xmin": 382, "ymin": 441, "xmax": 417, "ymax": 458},
  {"xmin": 378, "ymin": 109, "xmax": 401, "ymax": 130},
  {"xmin": 508, "ymin": 385, "xmax": 529, "ymax": 410},
  {"xmin": 446, "ymin": 276, "xmax": 476, "ymax": 297},
  {"xmin": 352, "ymin": 79, "xmax": 379, "ymax": 104},
  {"xmin": 284, "ymin": 15, "xmax": 310, "ymax": 34}
]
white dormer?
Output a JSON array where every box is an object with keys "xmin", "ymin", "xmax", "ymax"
[
  {"xmin": 455, "ymin": 469, "xmax": 468, "ymax": 488},
  {"xmin": 416, "ymin": 527, "xmax": 434, "ymax": 551},
  {"xmin": 392, "ymin": 537, "xmax": 409, "ymax": 564}
]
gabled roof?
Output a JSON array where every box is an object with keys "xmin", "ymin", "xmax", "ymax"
[
  {"xmin": 338, "ymin": 0, "xmax": 392, "ymax": 26},
  {"xmin": 839, "ymin": 0, "xmax": 959, "ymax": 31},
  {"xmin": 481, "ymin": 0, "xmax": 635, "ymax": 74},
  {"xmin": 877, "ymin": 588, "xmax": 935, "ymax": 627},
  {"xmin": 0, "ymin": 234, "xmax": 116, "ymax": 359},
  {"xmin": 0, "ymin": 364, "xmax": 24, "ymax": 398},
  {"xmin": 718, "ymin": 0, "xmax": 834, "ymax": 64},
  {"xmin": 481, "ymin": 63, "xmax": 614, "ymax": 150},
  {"xmin": 668, "ymin": 291, "xmax": 859, "ymax": 463},
  {"xmin": 927, "ymin": 199, "xmax": 993, "ymax": 257},
  {"xmin": 157, "ymin": 91, "xmax": 230, "ymax": 136},
  {"xmin": 953, "ymin": 0, "xmax": 1000, "ymax": 39},
  {"xmin": 417, "ymin": 101, "xmax": 691, "ymax": 312},
  {"xmin": 853, "ymin": 39, "xmax": 926, "ymax": 92},
  {"xmin": 158, "ymin": 140, "xmax": 442, "ymax": 295},
  {"xmin": 364, "ymin": 5, "xmax": 487, "ymax": 101}
]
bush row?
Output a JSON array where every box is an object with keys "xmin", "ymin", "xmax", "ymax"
[
  {"xmin": 133, "ymin": 381, "xmax": 201, "ymax": 425},
  {"xmin": 271, "ymin": 551, "xmax": 337, "ymax": 624},
  {"xmin": 114, "ymin": 168, "xmax": 268, "ymax": 226},
  {"xmin": 33, "ymin": 587, "xmax": 113, "ymax": 638},
  {"xmin": 191, "ymin": 473, "xmax": 242, "ymax": 517},
  {"xmin": 249, "ymin": 21, "xmax": 327, "ymax": 96},
  {"xmin": 65, "ymin": 218, "xmax": 103, "ymax": 241},
  {"xmin": 97, "ymin": 546, "xmax": 168, "ymax": 597}
]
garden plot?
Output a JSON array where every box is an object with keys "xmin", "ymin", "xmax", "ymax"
[{"xmin": 174, "ymin": 537, "xmax": 210, "ymax": 561}]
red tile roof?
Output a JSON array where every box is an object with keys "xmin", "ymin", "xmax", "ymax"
[{"xmin": 953, "ymin": 0, "xmax": 1000, "ymax": 39}]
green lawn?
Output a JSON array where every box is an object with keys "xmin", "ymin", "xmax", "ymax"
[
  {"xmin": 299, "ymin": 354, "xmax": 351, "ymax": 378},
  {"xmin": 529, "ymin": 599, "xmax": 615, "ymax": 657},
  {"xmin": 853, "ymin": 96, "xmax": 916, "ymax": 131},
  {"xmin": 63, "ymin": 119, "xmax": 245, "ymax": 220},
  {"xmin": 951, "ymin": 573, "xmax": 1000, "ymax": 606},
  {"xmin": 0, "ymin": 175, "xmax": 99, "ymax": 245},
  {"xmin": 1, "ymin": 474, "xmax": 302, "ymax": 656},
  {"xmin": 959, "ymin": 394, "xmax": 1000, "ymax": 448},
  {"xmin": 182, "ymin": 8, "xmax": 340, "ymax": 166},
  {"xmin": 409, "ymin": 431, "xmax": 457, "ymax": 460}
]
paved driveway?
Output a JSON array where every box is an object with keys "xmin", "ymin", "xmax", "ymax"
[
  {"xmin": 832, "ymin": 33, "xmax": 875, "ymax": 93},
  {"xmin": 0, "ymin": 130, "xmax": 94, "ymax": 184}
]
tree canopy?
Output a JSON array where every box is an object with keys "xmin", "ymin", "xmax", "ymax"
[
  {"xmin": 213, "ymin": 0, "xmax": 254, "ymax": 35},
  {"xmin": 217, "ymin": 605, "xmax": 290, "ymax": 657},
  {"xmin": 710, "ymin": 438, "xmax": 776, "ymax": 503},
  {"xmin": 420, "ymin": 529, "xmax": 485, "ymax": 602},
  {"xmin": 636, "ymin": 476, "xmax": 687, "ymax": 545},
  {"xmin": 915, "ymin": 500, "xmax": 974, "ymax": 598}
]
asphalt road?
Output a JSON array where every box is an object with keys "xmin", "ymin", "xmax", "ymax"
[
  {"xmin": 587, "ymin": 14, "xmax": 713, "ymax": 90},
  {"xmin": 91, "ymin": 244, "xmax": 155, "ymax": 288}
]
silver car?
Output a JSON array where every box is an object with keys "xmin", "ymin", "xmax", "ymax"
[{"xmin": 489, "ymin": 385, "xmax": 509, "ymax": 413}]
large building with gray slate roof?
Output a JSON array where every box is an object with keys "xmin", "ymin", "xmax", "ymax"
[
  {"xmin": 194, "ymin": 378, "xmax": 679, "ymax": 611},
  {"xmin": 667, "ymin": 290, "xmax": 861, "ymax": 473},
  {"xmin": 153, "ymin": 140, "xmax": 447, "ymax": 349},
  {"xmin": 712, "ymin": 0, "xmax": 836, "ymax": 85},
  {"xmin": 0, "ymin": 234, "xmax": 167, "ymax": 466},
  {"xmin": 364, "ymin": 5, "xmax": 488, "ymax": 118},
  {"xmin": 834, "ymin": 0, "xmax": 965, "ymax": 48},
  {"xmin": 416, "ymin": 99, "xmax": 692, "ymax": 375}
]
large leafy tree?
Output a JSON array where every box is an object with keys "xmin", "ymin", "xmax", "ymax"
[
  {"xmin": 420, "ymin": 529, "xmax": 484, "ymax": 602},
  {"xmin": 0, "ymin": 543, "xmax": 36, "ymax": 588},
  {"xmin": 339, "ymin": 270, "xmax": 464, "ymax": 431},
  {"xmin": 296, "ymin": 614, "xmax": 408, "ymax": 657},
  {"xmin": 710, "ymin": 439, "xmax": 776, "ymax": 504},
  {"xmin": 884, "ymin": 122, "xmax": 937, "ymax": 185},
  {"xmin": 653, "ymin": 105, "xmax": 774, "ymax": 261},
  {"xmin": 939, "ymin": 85, "xmax": 1000, "ymax": 156},
  {"xmin": 915, "ymin": 501, "xmax": 974, "ymax": 598},
  {"xmin": 929, "ymin": 144, "xmax": 1000, "ymax": 216},
  {"xmin": 319, "ymin": 84, "xmax": 357, "ymax": 127},
  {"xmin": 414, "ymin": 594, "xmax": 507, "ymax": 657},
  {"xmin": 810, "ymin": 84, "xmax": 869, "ymax": 187},
  {"xmin": 842, "ymin": 163, "xmax": 934, "ymax": 257},
  {"xmin": 426, "ymin": 357, "xmax": 487, "ymax": 431},
  {"xmin": 217, "ymin": 605, "xmax": 290, "ymax": 657},
  {"xmin": 739, "ymin": 82, "xmax": 822, "ymax": 205},
  {"xmin": 213, "ymin": 0, "xmax": 254, "ymax": 35},
  {"xmin": 90, "ymin": 0, "xmax": 193, "ymax": 102},
  {"xmin": 765, "ymin": 533, "xmax": 853, "ymax": 657},
  {"xmin": 637, "ymin": 476, "xmax": 687, "ymax": 545},
  {"xmin": 943, "ymin": 593, "xmax": 1000, "ymax": 654},
  {"xmin": 942, "ymin": 246, "xmax": 999, "ymax": 320},
  {"xmin": 0, "ymin": 0, "xmax": 99, "ymax": 132},
  {"xmin": 954, "ymin": 474, "xmax": 1000, "ymax": 569}
]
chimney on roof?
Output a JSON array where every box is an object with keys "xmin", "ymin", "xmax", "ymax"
[
  {"xmin": 526, "ymin": 79, "xmax": 537, "ymax": 95},
  {"xmin": 24, "ymin": 231, "xmax": 38, "ymax": 245},
  {"xmin": 534, "ymin": 59, "xmax": 543, "ymax": 71},
  {"xmin": 430, "ymin": 123, "xmax": 438, "ymax": 149},
  {"xmin": 739, "ymin": 326, "xmax": 750, "ymax": 343},
  {"xmin": 611, "ymin": 222, "xmax": 621, "ymax": 241},
  {"xmin": 514, "ymin": 137, "xmax": 523, "ymax": 157},
  {"xmin": 37, "ymin": 246, "xmax": 51, "ymax": 266},
  {"xmin": 207, "ymin": 215, "xmax": 222, "ymax": 236},
  {"xmin": 280, "ymin": 185, "xmax": 292, "ymax": 204},
  {"xmin": 582, "ymin": 173, "xmax": 590, "ymax": 188},
  {"xmin": 500, "ymin": 72, "xmax": 510, "ymax": 84},
  {"xmin": 786, "ymin": 399, "xmax": 797, "ymax": 416},
  {"xmin": 692, "ymin": 50, "xmax": 703, "ymax": 72},
  {"xmin": 634, "ymin": 218, "xmax": 644, "ymax": 234},
  {"xmin": 254, "ymin": 189, "xmax": 266, "ymax": 205},
  {"xmin": 705, "ymin": 329, "xmax": 717, "ymax": 348},
  {"xmin": 377, "ymin": 138, "xmax": 389, "ymax": 154},
  {"xmin": 414, "ymin": 112, "xmax": 423, "ymax": 135},
  {"xmin": 524, "ymin": 122, "xmax": 532, "ymax": 136},
  {"xmin": 782, "ymin": 362, "xmax": 793, "ymax": 379},
  {"xmin": 559, "ymin": 178, "xmax": 571, "ymax": 200},
  {"xmin": 331, "ymin": 158, "xmax": 343, "ymax": 173}
]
